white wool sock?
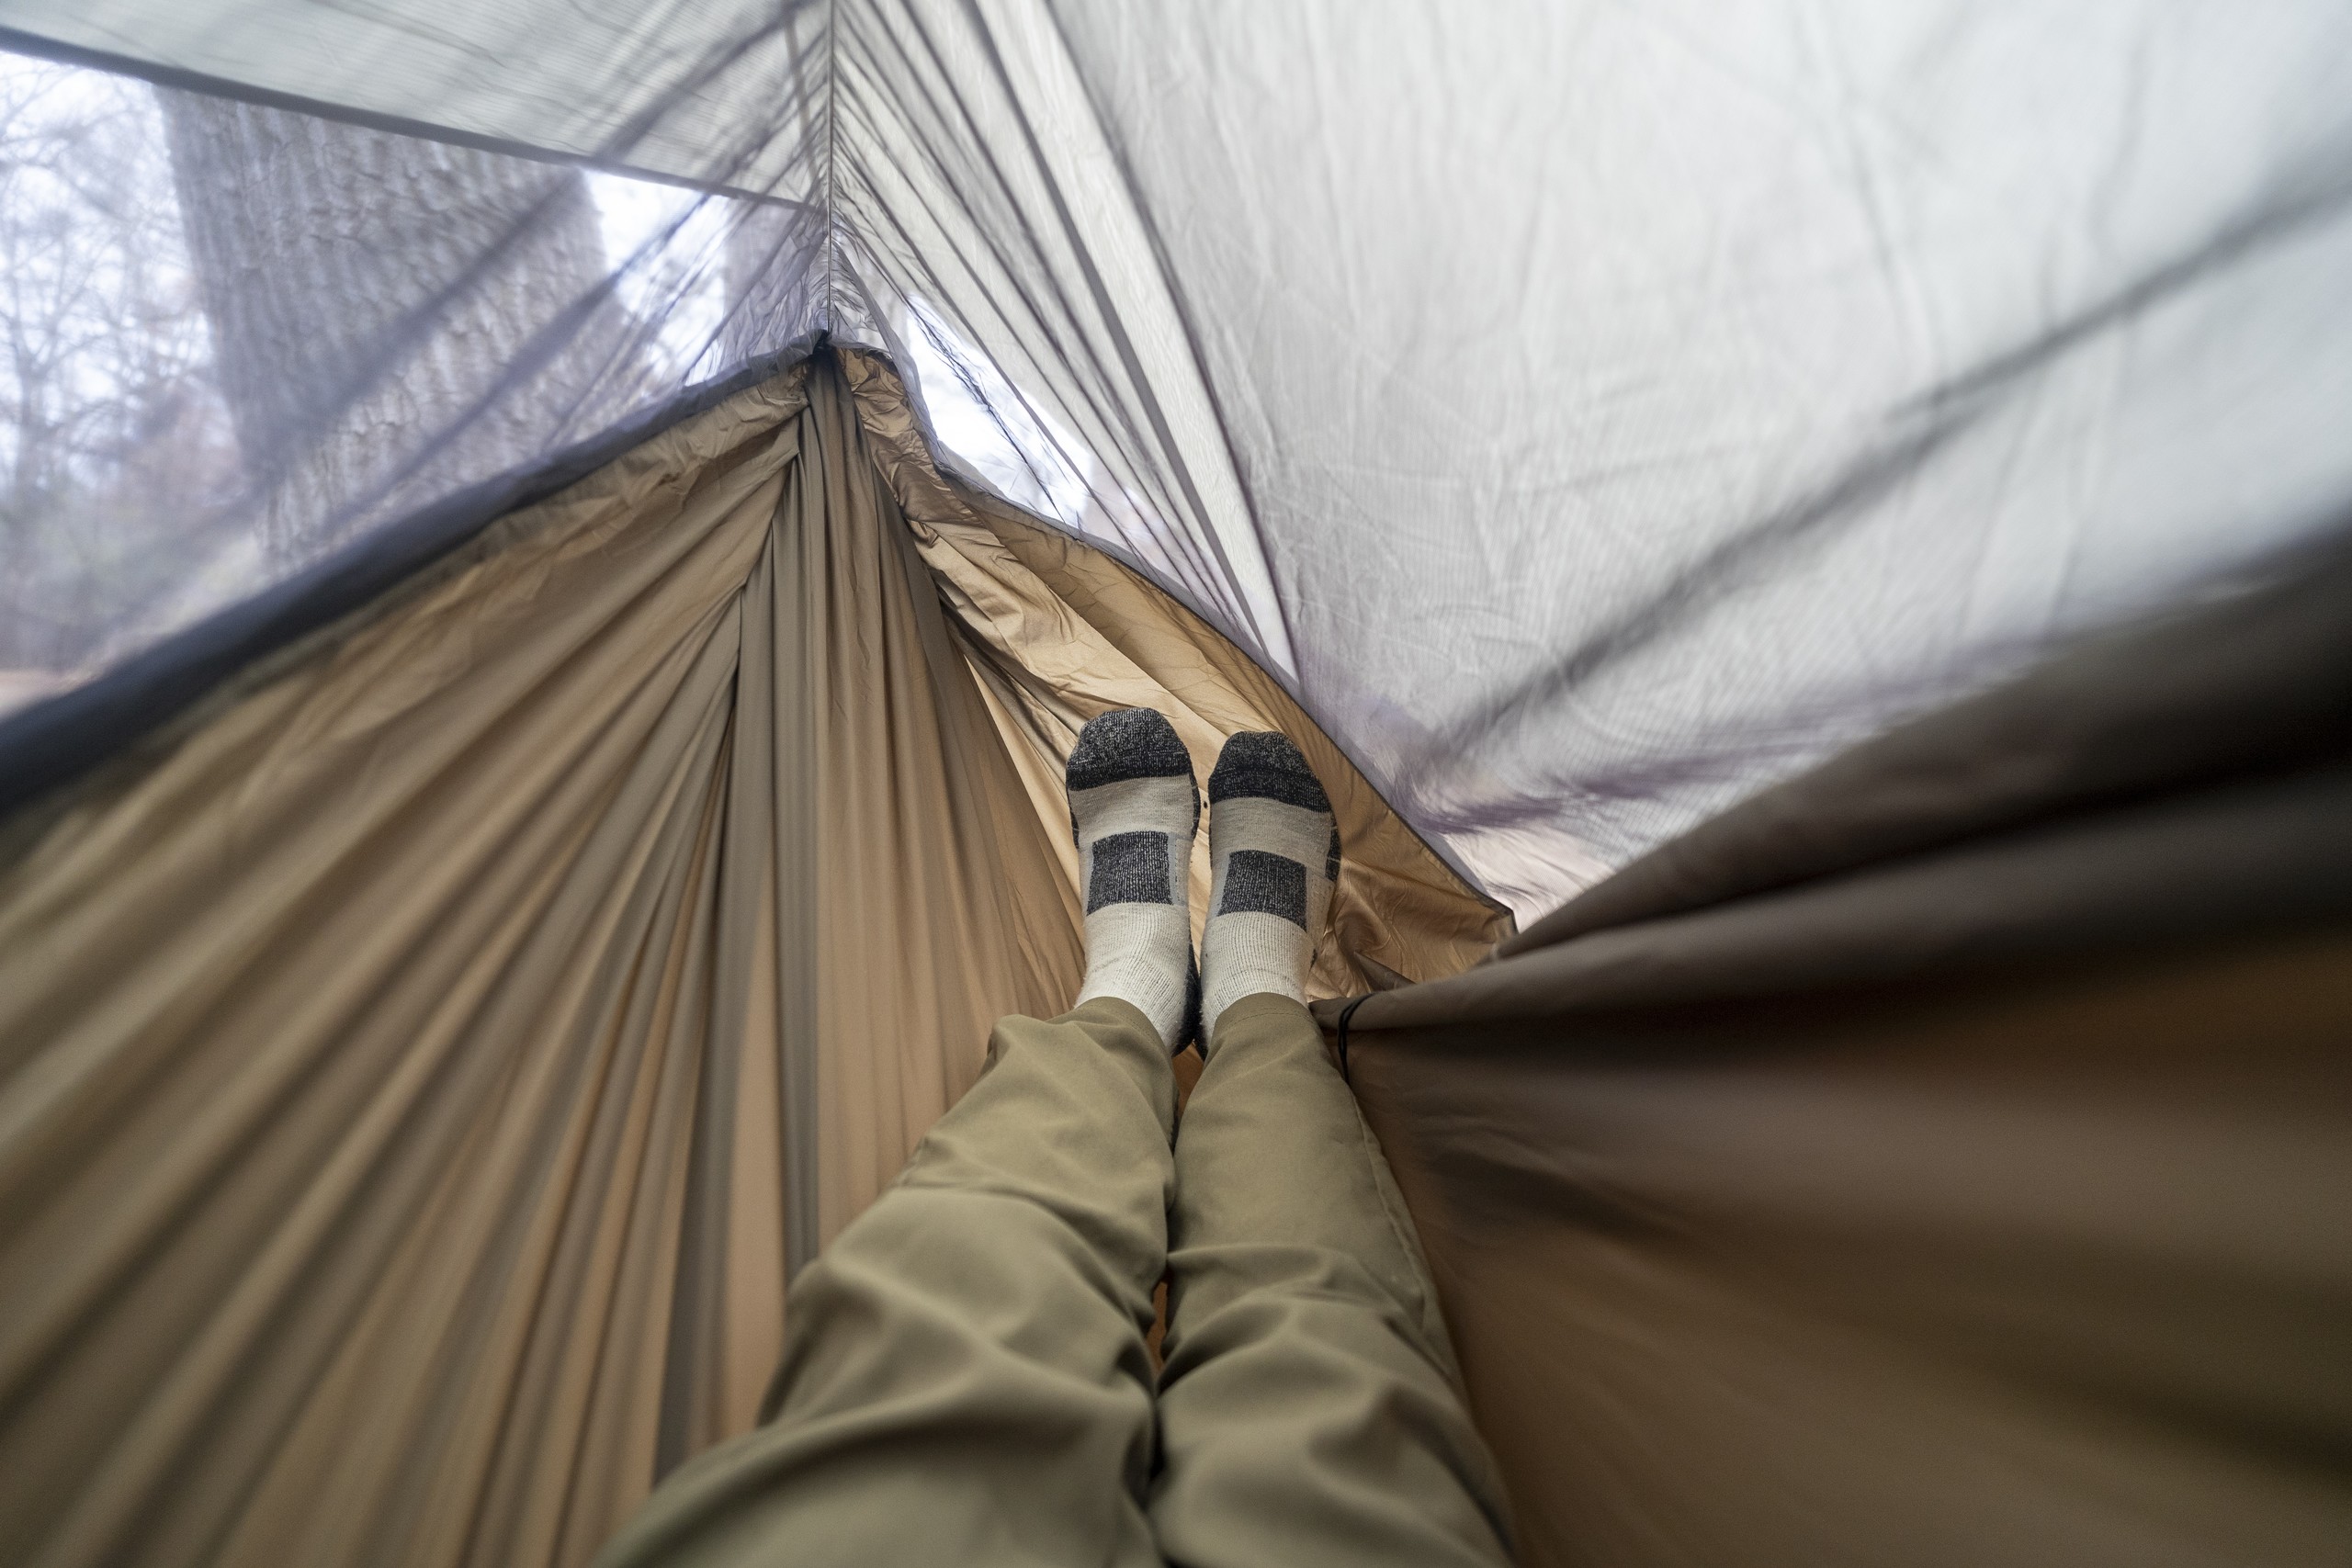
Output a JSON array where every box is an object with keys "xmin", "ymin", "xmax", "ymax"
[
  {"xmin": 1067, "ymin": 707, "xmax": 1199, "ymax": 1049},
  {"xmin": 1199, "ymin": 731, "xmax": 1338, "ymax": 1045}
]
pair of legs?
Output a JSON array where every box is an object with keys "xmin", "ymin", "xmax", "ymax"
[{"xmin": 594, "ymin": 715, "xmax": 1511, "ymax": 1566}]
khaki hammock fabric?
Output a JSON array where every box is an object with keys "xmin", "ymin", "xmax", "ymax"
[
  {"xmin": 14, "ymin": 331, "xmax": 2341, "ymax": 1568},
  {"xmin": 1326, "ymin": 545, "xmax": 2352, "ymax": 1568},
  {"xmin": 0, "ymin": 349, "xmax": 1500, "ymax": 1568}
]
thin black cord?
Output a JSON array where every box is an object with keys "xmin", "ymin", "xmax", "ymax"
[{"xmin": 1332, "ymin": 994, "xmax": 1371, "ymax": 1084}]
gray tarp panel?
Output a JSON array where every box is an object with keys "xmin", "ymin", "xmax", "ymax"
[
  {"xmin": 0, "ymin": 0, "xmax": 825, "ymax": 196},
  {"xmin": 3, "ymin": 2, "xmax": 2349, "ymax": 915}
]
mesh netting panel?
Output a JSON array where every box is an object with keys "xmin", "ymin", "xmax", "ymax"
[
  {"xmin": 0, "ymin": 45, "xmax": 825, "ymax": 699},
  {"xmin": 6, "ymin": 1, "xmax": 2352, "ymax": 919}
]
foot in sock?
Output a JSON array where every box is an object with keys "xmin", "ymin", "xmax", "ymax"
[
  {"xmin": 1069, "ymin": 707, "xmax": 1201, "ymax": 1049},
  {"xmin": 1200, "ymin": 731, "xmax": 1339, "ymax": 1043}
]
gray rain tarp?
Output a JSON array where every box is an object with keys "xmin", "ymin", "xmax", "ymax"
[{"xmin": 4, "ymin": 2, "xmax": 2349, "ymax": 914}]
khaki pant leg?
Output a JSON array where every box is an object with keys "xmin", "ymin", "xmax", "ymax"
[
  {"xmin": 594, "ymin": 998, "xmax": 1175, "ymax": 1568},
  {"xmin": 1150, "ymin": 992, "xmax": 1513, "ymax": 1568}
]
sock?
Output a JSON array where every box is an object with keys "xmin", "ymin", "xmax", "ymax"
[
  {"xmin": 1068, "ymin": 707, "xmax": 1200, "ymax": 1049},
  {"xmin": 1200, "ymin": 730, "xmax": 1339, "ymax": 1043}
]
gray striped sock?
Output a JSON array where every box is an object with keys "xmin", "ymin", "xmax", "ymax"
[
  {"xmin": 1200, "ymin": 730, "xmax": 1338, "ymax": 1045},
  {"xmin": 1068, "ymin": 707, "xmax": 1199, "ymax": 1049}
]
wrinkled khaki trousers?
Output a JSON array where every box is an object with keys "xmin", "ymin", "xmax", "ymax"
[{"xmin": 593, "ymin": 992, "xmax": 1512, "ymax": 1567}]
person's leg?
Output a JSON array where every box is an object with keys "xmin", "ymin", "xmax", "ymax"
[
  {"xmin": 594, "ymin": 709, "xmax": 1201, "ymax": 1568},
  {"xmin": 1152, "ymin": 734, "xmax": 1514, "ymax": 1568},
  {"xmin": 594, "ymin": 998, "xmax": 1174, "ymax": 1568}
]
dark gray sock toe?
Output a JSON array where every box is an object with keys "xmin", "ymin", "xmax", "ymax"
[
  {"xmin": 1206, "ymin": 729, "xmax": 1329, "ymax": 812},
  {"xmin": 1068, "ymin": 706, "xmax": 1193, "ymax": 792}
]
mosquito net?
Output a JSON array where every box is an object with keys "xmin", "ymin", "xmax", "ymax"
[{"xmin": 3, "ymin": 1, "xmax": 2349, "ymax": 913}]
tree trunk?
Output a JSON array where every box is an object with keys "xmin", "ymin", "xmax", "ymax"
[{"xmin": 161, "ymin": 96, "xmax": 642, "ymax": 565}]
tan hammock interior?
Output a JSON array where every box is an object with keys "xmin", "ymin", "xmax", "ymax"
[{"xmin": 0, "ymin": 349, "xmax": 1500, "ymax": 1568}]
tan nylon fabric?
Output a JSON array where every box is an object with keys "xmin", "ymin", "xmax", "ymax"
[
  {"xmin": 1316, "ymin": 538, "xmax": 2352, "ymax": 1568},
  {"xmin": 1, "ymin": 371, "xmax": 812, "ymax": 1568},
  {"xmin": 0, "ymin": 352, "xmax": 1499, "ymax": 1568},
  {"xmin": 1352, "ymin": 931, "xmax": 2352, "ymax": 1568}
]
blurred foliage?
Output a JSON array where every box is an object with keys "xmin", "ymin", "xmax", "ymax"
[{"xmin": 0, "ymin": 60, "xmax": 244, "ymax": 679}]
